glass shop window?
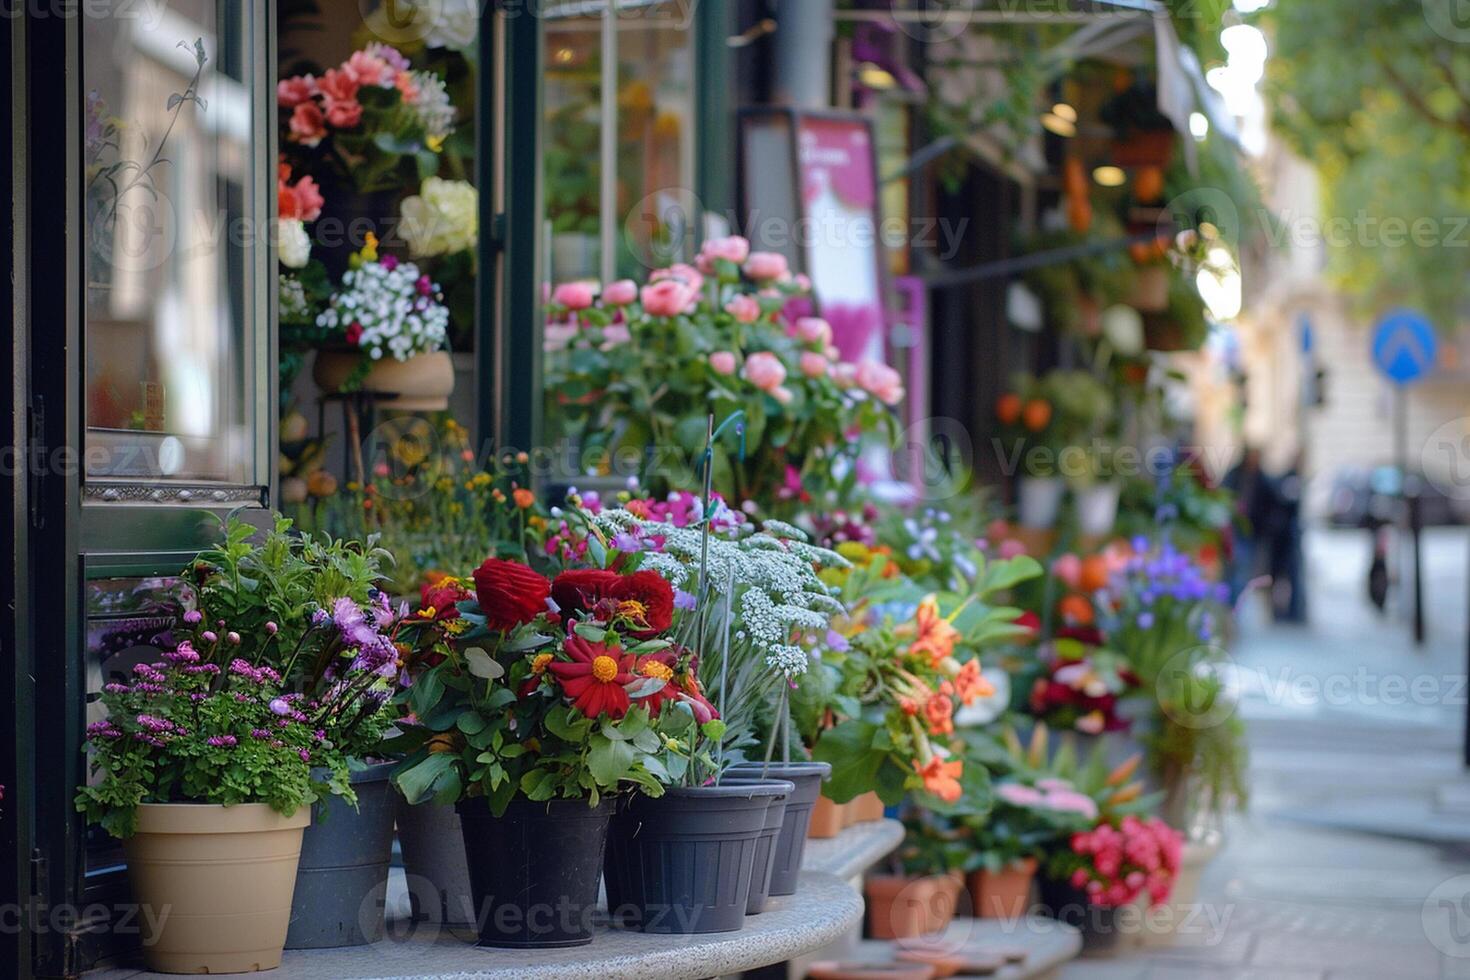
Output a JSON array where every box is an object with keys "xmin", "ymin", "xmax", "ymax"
[{"xmin": 83, "ymin": 1, "xmax": 259, "ymax": 485}]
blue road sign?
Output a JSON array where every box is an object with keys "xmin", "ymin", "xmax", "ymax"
[{"xmin": 1372, "ymin": 310, "xmax": 1438, "ymax": 386}]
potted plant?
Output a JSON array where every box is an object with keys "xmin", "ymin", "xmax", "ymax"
[
  {"xmin": 995, "ymin": 375, "xmax": 1064, "ymax": 530},
  {"xmin": 575, "ymin": 501, "xmax": 848, "ymax": 931},
  {"xmin": 76, "ymin": 604, "xmax": 333, "ymax": 972},
  {"xmin": 176, "ymin": 516, "xmax": 411, "ymax": 950},
  {"xmin": 866, "ymin": 809, "xmax": 968, "ymax": 940},
  {"xmin": 390, "ymin": 548, "xmax": 681, "ymax": 948},
  {"xmin": 541, "ymin": 234, "xmax": 901, "ymax": 510},
  {"xmin": 312, "ymin": 236, "xmax": 454, "ymax": 410}
]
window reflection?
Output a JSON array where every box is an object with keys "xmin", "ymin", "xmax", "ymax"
[
  {"xmin": 545, "ymin": 11, "xmax": 604, "ymax": 284},
  {"xmin": 83, "ymin": 1, "xmax": 255, "ymax": 484}
]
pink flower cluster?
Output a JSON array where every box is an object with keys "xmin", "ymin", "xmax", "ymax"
[
  {"xmin": 278, "ymin": 43, "xmax": 413, "ymax": 146},
  {"xmin": 1068, "ymin": 816, "xmax": 1183, "ymax": 908},
  {"xmin": 995, "ymin": 778, "xmax": 1099, "ymax": 821}
]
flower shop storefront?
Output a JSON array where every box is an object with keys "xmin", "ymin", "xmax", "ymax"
[{"xmin": 9, "ymin": 2, "xmax": 1247, "ymax": 979}]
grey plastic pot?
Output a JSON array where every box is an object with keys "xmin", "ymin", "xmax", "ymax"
[
  {"xmin": 394, "ymin": 797, "xmax": 475, "ymax": 926},
  {"xmin": 285, "ymin": 762, "xmax": 397, "ymax": 949},
  {"xmin": 712, "ymin": 778, "xmax": 794, "ymax": 915},
  {"xmin": 727, "ymin": 761, "xmax": 830, "ymax": 896},
  {"xmin": 603, "ymin": 781, "xmax": 790, "ymax": 934}
]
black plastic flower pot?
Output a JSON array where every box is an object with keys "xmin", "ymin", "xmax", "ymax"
[
  {"xmin": 603, "ymin": 781, "xmax": 790, "ymax": 934},
  {"xmin": 1038, "ymin": 875, "xmax": 1131, "ymax": 956},
  {"xmin": 713, "ymin": 778, "xmax": 795, "ymax": 915},
  {"xmin": 456, "ymin": 795, "xmax": 615, "ymax": 949},
  {"xmin": 285, "ymin": 761, "xmax": 398, "ymax": 949},
  {"xmin": 727, "ymin": 761, "xmax": 831, "ymax": 896}
]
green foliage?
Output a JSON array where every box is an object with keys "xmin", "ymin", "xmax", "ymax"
[{"xmin": 1266, "ymin": 0, "xmax": 1470, "ymax": 326}]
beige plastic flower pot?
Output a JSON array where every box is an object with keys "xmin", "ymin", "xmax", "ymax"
[
  {"xmin": 312, "ymin": 349, "xmax": 455, "ymax": 411},
  {"xmin": 123, "ymin": 803, "xmax": 309, "ymax": 974}
]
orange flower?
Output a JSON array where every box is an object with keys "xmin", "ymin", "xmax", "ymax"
[
  {"xmin": 899, "ymin": 696, "xmax": 920, "ymax": 716},
  {"xmin": 954, "ymin": 659, "xmax": 994, "ymax": 706},
  {"xmin": 513, "ymin": 487, "xmax": 535, "ymax": 509},
  {"xmin": 914, "ymin": 756, "xmax": 964, "ymax": 803},
  {"xmin": 908, "ymin": 596, "xmax": 959, "ymax": 666},
  {"xmin": 924, "ymin": 691, "xmax": 954, "ymax": 736},
  {"xmin": 1057, "ymin": 593, "xmax": 1095, "ymax": 626}
]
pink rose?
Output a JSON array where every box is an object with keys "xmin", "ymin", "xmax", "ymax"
[
  {"xmin": 794, "ymin": 273, "xmax": 813, "ymax": 292},
  {"xmin": 743, "ymin": 251, "xmax": 790, "ymax": 282},
  {"xmin": 641, "ymin": 279, "xmax": 696, "ymax": 318},
  {"xmin": 602, "ymin": 279, "xmax": 638, "ymax": 306},
  {"xmin": 724, "ymin": 294, "xmax": 761, "ymax": 324},
  {"xmin": 770, "ymin": 386, "xmax": 794, "ymax": 405},
  {"xmin": 697, "ymin": 234, "xmax": 751, "ymax": 272},
  {"xmin": 1051, "ymin": 553, "xmax": 1082, "ymax": 589},
  {"xmin": 709, "ymin": 351, "xmax": 739, "ymax": 375},
  {"xmin": 317, "ymin": 68, "xmax": 361, "ymax": 105},
  {"xmin": 650, "ymin": 263, "xmax": 704, "ymax": 295},
  {"xmin": 743, "ymin": 351, "xmax": 787, "ymax": 391},
  {"xmin": 344, "ymin": 49, "xmax": 395, "ymax": 87},
  {"xmin": 277, "ymin": 75, "xmax": 317, "ymax": 107},
  {"xmin": 552, "ymin": 281, "xmax": 597, "ymax": 311},
  {"xmin": 831, "ymin": 362, "xmax": 857, "ymax": 388},
  {"xmin": 855, "ymin": 360, "xmax": 904, "ymax": 405},
  {"xmin": 289, "ymin": 102, "xmax": 327, "ymax": 146},
  {"xmin": 998, "ymin": 538, "xmax": 1026, "ymax": 559},
  {"xmin": 795, "ymin": 316, "xmax": 833, "ymax": 346},
  {"xmin": 799, "ymin": 351, "xmax": 829, "ymax": 378},
  {"xmin": 325, "ymin": 99, "xmax": 363, "ymax": 129}
]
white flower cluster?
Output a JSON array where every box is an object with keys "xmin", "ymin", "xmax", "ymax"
[
  {"xmin": 317, "ymin": 259, "xmax": 449, "ymax": 362},
  {"xmin": 408, "ymin": 71, "xmax": 455, "ymax": 139},
  {"xmin": 278, "ymin": 274, "xmax": 310, "ymax": 321},
  {"xmin": 591, "ymin": 508, "xmax": 851, "ymax": 677},
  {"xmin": 400, "ymin": 178, "xmax": 477, "ymax": 257}
]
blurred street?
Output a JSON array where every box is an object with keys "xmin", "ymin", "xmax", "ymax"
[{"xmin": 1062, "ymin": 525, "xmax": 1470, "ymax": 979}]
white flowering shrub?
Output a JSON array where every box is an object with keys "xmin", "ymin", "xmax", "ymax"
[
  {"xmin": 316, "ymin": 256, "xmax": 450, "ymax": 362},
  {"xmin": 400, "ymin": 177, "xmax": 477, "ymax": 257}
]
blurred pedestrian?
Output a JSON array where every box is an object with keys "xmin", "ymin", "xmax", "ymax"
[{"xmin": 1223, "ymin": 446, "xmax": 1278, "ymax": 604}]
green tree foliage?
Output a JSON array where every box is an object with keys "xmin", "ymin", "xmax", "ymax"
[{"xmin": 1266, "ymin": 0, "xmax": 1470, "ymax": 326}]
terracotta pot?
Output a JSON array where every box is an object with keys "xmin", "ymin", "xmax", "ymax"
[
  {"xmin": 894, "ymin": 946, "xmax": 967, "ymax": 978},
  {"xmin": 806, "ymin": 963, "xmax": 935, "ymax": 980},
  {"xmin": 1128, "ymin": 265, "xmax": 1170, "ymax": 313},
  {"xmin": 865, "ymin": 872, "xmax": 964, "ymax": 940},
  {"xmin": 852, "ymin": 791, "xmax": 886, "ymax": 824},
  {"xmin": 123, "ymin": 803, "xmax": 309, "ymax": 974},
  {"xmin": 312, "ymin": 348, "xmax": 455, "ymax": 411},
  {"xmin": 967, "ymin": 858, "xmax": 1038, "ymax": 920},
  {"xmin": 808, "ymin": 795, "xmax": 846, "ymax": 839}
]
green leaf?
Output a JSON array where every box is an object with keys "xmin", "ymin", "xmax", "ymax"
[
  {"xmin": 811, "ymin": 720, "xmax": 884, "ymax": 804},
  {"xmin": 394, "ymin": 753, "xmax": 457, "ymax": 805},
  {"xmin": 464, "ymin": 648, "xmax": 505, "ymax": 680},
  {"xmin": 588, "ymin": 737, "xmax": 637, "ymax": 787}
]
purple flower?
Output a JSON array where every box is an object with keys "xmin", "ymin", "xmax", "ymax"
[
  {"xmin": 612, "ymin": 531, "xmax": 643, "ymax": 553},
  {"xmin": 226, "ymin": 631, "xmax": 241, "ymax": 645},
  {"xmin": 183, "ymin": 609, "xmax": 203, "ymax": 625},
  {"xmin": 201, "ymin": 630, "xmax": 218, "ymax": 643},
  {"xmin": 310, "ymin": 606, "xmax": 331, "ymax": 628},
  {"xmin": 825, "ymin": 629, "xmax": 851, "ymax": 653},
  {"xmin": 206, "ymin": 735, "xmax": 238, "ymax": 748},
  {"xmin": 299, "ymin": 749, "xmax": 311, "ymax": 763},
  {"xmin": 674, "ymin": 589, "xmax": 698, "ymax": 611},
  {"xmin": 269, "ymin": 698, "xmax": 290, "ymax": 716},
  {"xmin": 265, "ymin": 621, "xmax": 279, "ymax": 635},
  {"xmin": 1136, "ymin": 612, "xmax": 1155, "ymax": 630}
]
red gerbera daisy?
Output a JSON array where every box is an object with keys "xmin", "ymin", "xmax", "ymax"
[
  {"xmin": 630, "ymin": 651, "xmax": 678, "ymax": 716},
  {"xmin": 548, "ymin": 633, "xmax": 635, "ymax": 719}
]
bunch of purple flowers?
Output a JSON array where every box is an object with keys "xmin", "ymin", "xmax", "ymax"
[{"xmin": 1101, "ymin": 537, "xmax": 1232, "ymax": 678}]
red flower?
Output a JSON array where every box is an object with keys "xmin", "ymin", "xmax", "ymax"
[
  {"xmin": 550, "ymin": 568, "xmax": 675, "ymax": 639},
  {"xmin": 472, "ymin": 558, "xmax": 551, "ymax": 632},
  {"xmin": 415, "ymin": 579, "xmax": 472, "ymax": 623},
  {"xmin": 549, "ymin": 634, "xmax": 634, "ymax": 719},
  {"xmin": 630, "ymin": 651, "xmax": 678, "ymax": 716},
  {"xmin": 611, "ymin": 570, "xmax": 674, "ymax": 639},
  {"xmin": 550, "ymin": 569, "xmax": 623, "ymax": 619},
  {"xmin": 345, "ymin": 321, "xmax": 364, "ymax": 346}
]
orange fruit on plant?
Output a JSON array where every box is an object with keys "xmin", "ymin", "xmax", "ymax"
[
  {"xmin": 1058, "ymin": 593, "xmax": 1095, "ymax": 626},
  {"xmin": 1021, "ymin": 399, "xmax": 1052, "ymax": 432},
  {"xmin": 996, "ymin": 393, "xmax": 1022, "ymax": 425},
  {"xmin": 1079, "ymin": 554, "xmax": 1110, "ymax": 592}
]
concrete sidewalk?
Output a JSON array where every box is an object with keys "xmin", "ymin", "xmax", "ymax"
[{"xmin": 1059, "ymin": 527, "xmax": 1470, "ymax": 979}]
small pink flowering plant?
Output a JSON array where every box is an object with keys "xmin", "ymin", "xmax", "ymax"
[
  {"xmin": 277, "ymin": 43, "xmax": 456, "ymax": 193},
  {"xmin": 1055, "ymin": 815, "xmax": 1183, "ymax": 909},
  {"xmin": 541, "ymin": 235, "xmax": 901, "ymax": 511}
]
